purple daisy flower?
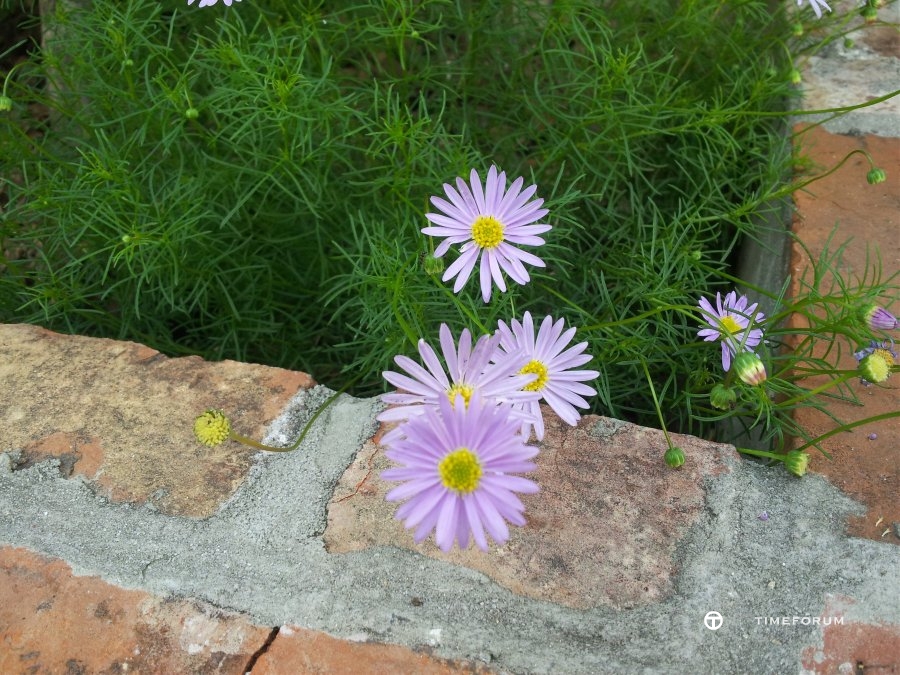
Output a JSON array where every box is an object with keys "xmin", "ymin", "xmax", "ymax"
[
  {"xmin": 697, "ymin": 291, "xmax": 766, "ymax": 372},
  {"xmin": 378, "ymin": 324, "xmax": 540, "ymax": 430},
  {"xmin": 797, "ymin": 0, "xmax": 831, "ymax": 19},
  {"xmin": 381, "ymin": 393, "xmax": 540, "ymax": 552},
  {"xmin": 494, "ymin": 312, "xmax": 599, "ymax": 441},
  {"xmin": 422, "ymin": 166, "xmax": 551, "ymax": 303}
]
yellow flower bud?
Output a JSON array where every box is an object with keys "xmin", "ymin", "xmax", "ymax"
[{"xmin": 194, "ymin": 409, "xmax": 232, "ymax": 447}]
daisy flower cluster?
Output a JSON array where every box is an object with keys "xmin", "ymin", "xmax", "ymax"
[
  {"xmin": 376, "ymin": 166, "xmax": 602, "ymax": 552},
  {"xmin": 378, "ymin": 313, "xmax": 598, "ymax": 552}
]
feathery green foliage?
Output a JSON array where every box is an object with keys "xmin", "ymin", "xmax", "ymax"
[{"xmin": 1, "ymin": 0, "xmax": 897, "ymax": 448}]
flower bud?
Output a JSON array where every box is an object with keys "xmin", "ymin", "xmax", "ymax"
[
  {"xmin": 861, "ymin": 304, "xmax": 898, "ymax": 331},
  {"xmin": 423, "ymin": 254, "xmax": 445, "ymax": 276},
  {"xmin": 194, "ymin": 409, "xmax": 231, "ymax": 447},
  {"xmin": 0, "ymin": 95, "xmax": 11, "ymax": 113},
  {"xmin": 867, "ymin": 168, "xmax": 886, "ymax": 185},
  {"xmin": 710, "ymin": 383, "xmax": 737, "ymax": 410},
  {"xmin": 784, "ymin": 450, "xmax": 808, "ymax": 477},
  {"xmin": 733, "ymin": 352, "xmax": 767, "ymax": 386},
  {"xmin": 862, "ymin": 6, "xmax": 878, "ymax": 23},
  {"xmin": 858, "ymin": 350, "xmax": 894, "ymax": 384},
  {"xmin": 664, "ymin": 446, "xmax": 686, "ymax": 469},
  {"xmin": 843, "ymin": 38, "xmax": 855, "ymax": 49},
  {"xmin": 790, "ymin": 69, "xmax": 802, "ymax": 85},
  {"xmin": 791, "ymin": 22, "xmax": 804, "ymax": 37},
  {"xmin": 185, "ymin": 107, "xmax": 199, "ymax": 120}
]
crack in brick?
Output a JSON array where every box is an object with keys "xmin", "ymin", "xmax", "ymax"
[{"xmin": 243, "ymin": 626, "xmax": 280, "ymax": 673}]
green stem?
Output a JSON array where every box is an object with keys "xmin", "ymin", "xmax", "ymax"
[
  {"xmin": 229, "ymin": 433, "xmax": 290, "ymax": 452},
  {"xmin": 777, "ymin": 372, "xmax": 855, "ymax": 409},
  {"xmin": 232, "ymin": 376, "xmax": 363, "ymax": 453},
  {"xmin": 793, "ymin": 409, "xmax": 900, "ymax": 453},
  {"xmin": 734, "ymin": 447, "xmax": 785, "ymax": 463},
  {"xmin": 640, "ymin": 358, "xmax": 673, "ymax": 450}
]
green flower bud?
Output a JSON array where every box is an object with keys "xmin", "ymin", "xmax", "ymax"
[
  {"xmin": 423, "ymin": 254, "xmax": 445, "ymax": 276},
  {"xmin": 858, "ymin": 350, "xmax": 894, "ymax": 384},
  {"xmin": 784, "ymin": 450, "xmax": 809, "ymax": 477},
  {"xmin": 867, "ymin": 168, "xmax": 886, "ymax": 185},
  {"xmin": 664, "ymin": 446, "xmax": 686, "ymax": 469},
  {"xmin": 862, "ymin": 6, "xmax": 878, "ymax": 22},
  {"xmin": 710, "ymin": 383, "xmax": 737, "ymax": 411},
  {"xmin": 790, "ymin": 69, "xmax": 802, "ymax": 85},
  {"xmin": 185, "ymin": 107, "xmax": 200, "ymax": 120},
  {"xmin": 843, "ymin": 38, "xmax": 855, "ymax": 49},
  {"xmin": 0, "ymin": 95, "xmax": 12, "ymax": 113},
  {"xmin": 791, "ymin": 22, "xmax": 804, "ymax": 37},
  {"xmin": 733, "ymin": 352, "xmax": 767, "ymax": 386}
]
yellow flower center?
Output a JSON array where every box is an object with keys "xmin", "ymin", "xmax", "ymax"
[
  {"xmin": 471, "ymin": 215, "xmax": 504, "ymax": 249},
  {"xmin": 519, "ymin": 359, "xmax": 549, "ymax": 392},
  {"xmin": 446, "ymin": 383, "xmax": 474, "ymax": 408},
  {"xmin": 874, "ymin": 348, "xmax": 895, "ymax": 368},
  {"xmin": 438, "ymin": 448, "xmax": 483, "ymax": 493},
  {"xmin": 193, "ymin": 409, "xmax": 231, "ymax": 447},
  {"xmin": 719, "ymin": 315, "xmax": 742, "ymax": 335}
]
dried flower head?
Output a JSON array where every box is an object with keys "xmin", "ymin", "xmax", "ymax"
[
  {"xmin": 194, "ymin": 410, "xmax": 231, "ymax": 447},
  {"xmin": 854, "ymin": 340, "xmax": 897, "ymax": 384}
]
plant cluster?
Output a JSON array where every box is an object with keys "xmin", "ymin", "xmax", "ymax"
[{"xmin": 2, "ymin": 0, "xmax": 899, "ymax": 551}]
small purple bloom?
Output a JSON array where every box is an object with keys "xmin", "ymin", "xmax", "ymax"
[
  {"xmin": 423, "ymin": 166, "xmax": 551, "ymax": 303},
  {"xmin": 493, "ymin": 312, "xmax": 599, "ymax": 440},
  {"xmin": 378, "ymin": 324, "xmax": 539, "ymax": 431},
  {"xmin": 758, "ymin": 511, "xmax": 769, "ymax": 522},
  {"xmin": 868, "ymin": 433, "xmax": 878, "ymax": 441},
  {"xmin": 381, "ymin": 393, "xmax": 540, "ymax": 552},
  {"xmin": 697, "ymin": 291, "xmax": 766, "ymax": 371},
  {"xmin": 865, "ymin": 305, "xmax": 899, "ymax": 331}
]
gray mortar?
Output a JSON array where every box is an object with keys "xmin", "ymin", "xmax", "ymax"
[
  {"xmin": 797, "ymin": 11, "xmax": 900, "ymax": 138},
  {"xmin": 1, "ymin": 387, "xmax": 898, "ymax": 674}
]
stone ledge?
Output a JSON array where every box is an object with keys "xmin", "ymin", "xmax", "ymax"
[{"xmin": 1, "ymin": 322, "xmax": 898, "ymax": 674}]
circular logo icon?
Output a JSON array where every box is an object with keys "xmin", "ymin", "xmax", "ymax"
[{"xmin": 704, "ymin": 611, "xmax": 723, "ymax": 631}]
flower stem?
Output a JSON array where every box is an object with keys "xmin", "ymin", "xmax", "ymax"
[{"xmin": 640, "ymin": 358, "xmax": 673, "ymax": 450}]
